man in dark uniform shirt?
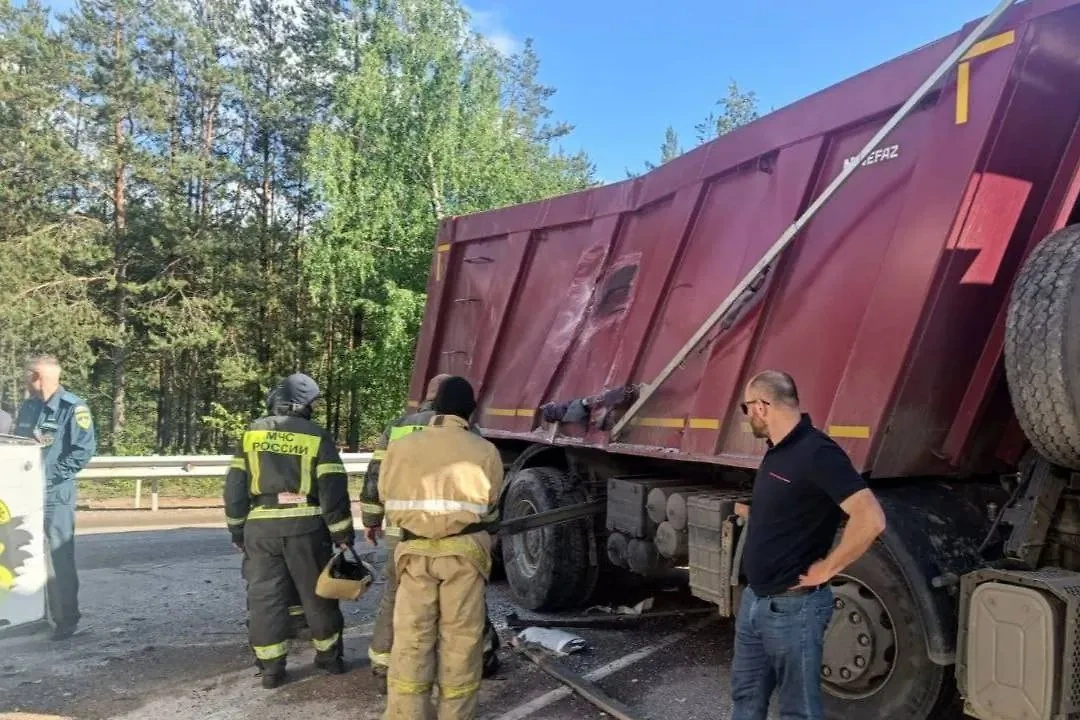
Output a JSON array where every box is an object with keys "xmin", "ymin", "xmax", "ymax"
[
  {"xmin": 14, "ymin": 355, "xmax": 96, "ymax": 640},
  {"xmin": 730, "ymin": 370, "xmax": 886, "ymax": 720}
]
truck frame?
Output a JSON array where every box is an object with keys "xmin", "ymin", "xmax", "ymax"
[{"xmin": 407, "ymin": 1, "xmax": 1080, "ymax": 718}]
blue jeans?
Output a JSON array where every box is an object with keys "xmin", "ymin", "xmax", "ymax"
[{"xmin": 730, "ymin": 585, "xmax": 834, "ymax": 720}]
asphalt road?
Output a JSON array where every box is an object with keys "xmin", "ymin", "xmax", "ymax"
[{"xmin": 0, "ymin": 527, "xmax": 968, "ymax": 720}]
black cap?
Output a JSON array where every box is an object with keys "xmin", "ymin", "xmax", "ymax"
[
  {"xmin": 279, "ymin": 373, "xmax": 321, "ymax": 408},
  {"xmin": 433, "ymin": 376, "xmax": 476, "ymax": 420}
]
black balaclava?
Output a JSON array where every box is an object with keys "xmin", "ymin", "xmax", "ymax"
[{"xmin": 433, "ymin": 376, "xmax": 476, "ymax": 421}]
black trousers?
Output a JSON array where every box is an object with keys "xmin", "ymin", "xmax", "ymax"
[
  {"xmin": 242, "ymin": 554, "xmax": 308, "ymax": 667},
  {"xmin": 245, "ymin": 528, "xmax": 343, "ymax": 672}
]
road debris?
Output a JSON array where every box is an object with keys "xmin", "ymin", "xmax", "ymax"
[
  {"xmin": 515, "ymin": 627, "xmax": 588, "ymax": 655},
  {"xmin": 511, "ymin": 637, "xmax": 643, "ymax": 720}
]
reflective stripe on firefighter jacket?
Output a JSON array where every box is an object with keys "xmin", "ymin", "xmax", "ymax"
[
  {"xmin": 224, "ymin": 414, "xmax": 353, "ymax": 542},
  {"xmin": 360, "ymin": 404, "xmax": 483, "ymax": 534},
  {"xmin": 378, "ymin": 414, "xmax": 504, "ymax": 577}
]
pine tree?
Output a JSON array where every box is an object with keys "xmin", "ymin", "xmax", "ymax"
[
  {"xmin": 0, "ymin": 0, "xmax": 111, "ymax": 412},
  {"xmin": 695, "ymin": 80, "xmax": 759, "ymax": 144}
]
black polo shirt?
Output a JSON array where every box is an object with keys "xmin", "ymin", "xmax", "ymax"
[{"xmin": 742, "ymin": 414, "xmax": 868, "ymax": 596}]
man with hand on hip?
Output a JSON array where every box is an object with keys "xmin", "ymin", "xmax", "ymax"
[{"xmin": 731, "ymin": 370, "xmax": 886, "ymax": 720}]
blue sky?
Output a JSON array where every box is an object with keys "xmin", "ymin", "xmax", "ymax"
[
  {"xmin": 466, "ymin": 0, "xmax": 997, "ymax": 180},
  {"xmin": 44, "ymin": 0, "xmax": 998, "ymax": 180}
]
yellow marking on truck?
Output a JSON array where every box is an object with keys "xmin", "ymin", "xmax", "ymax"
[
  {"xmin": 828, "ymin": 425, "xmax": 871, "ymax": 439},
  {"xmin": 955, "ymin": 62, "xmax": 971, "ymax": 124},
  {"xmin": 956, "ymin": 31, "xmax": 1015, "ymax": 125},
  {"xmin": 961, "ymin": 30, "xmax": 1015, "ymax": 61},
  {"xmin": 435, "ymin": 244, "xmax": 452, "ymax": 281},
  {"xmin": 688, "ymin": 418, "xmax": 720, "ymax": 430},
  {"xmin": 632, "ymin": 417, "xmax": 685, "ymax": 429},
  {"xmin": 487, "ymin": 408, "xmax": 534, "ymax": 417}
]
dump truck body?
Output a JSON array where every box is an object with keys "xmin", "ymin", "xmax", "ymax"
[
  {"xmin": 406, "ymin": 2, "xmax": 1080, "ymax": 719},
  {"xmin": 410, "ymin": 0, "xmax": 1080, "ymax": 480}
]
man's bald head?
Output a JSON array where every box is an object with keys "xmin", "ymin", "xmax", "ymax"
[
  {"xmin": 743, "ymin": 370, "xmax": 801, "ymax": 442},
  {"xmin": 425, "ymin": 373, "xmax": 452, "ymax": 402},
  {"xmin": 747, "ymin": 370, "xmax": 799, "ymax": 409},
  {"xmin": 26, "ymin": 354, "xmax": 61, "ymax": 400}
]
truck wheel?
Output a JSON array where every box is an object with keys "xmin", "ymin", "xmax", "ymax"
[
  {"xmin": 1005, "ymin": 223, "xmax": 1080, "ymax": 469},
  {"xmin": 822, "ymin": 542, "xmax": 951, "ymax": 720},
  {"xmin": 500, "ymin": 466, "xmax": 598, "ymax": 611}
]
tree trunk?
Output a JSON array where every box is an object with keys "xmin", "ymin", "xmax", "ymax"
[
  {"xmin": 347, "ymin": 307, "xmax": 362, "ymax": 450},
  {"xmin": 109, "ymin": 13, "xmax": 128, "ymax": 451}
]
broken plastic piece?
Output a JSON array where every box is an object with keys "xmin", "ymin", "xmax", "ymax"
[{"xmin": 515, "ymin": 627, "xmax": 588, "ymax": 655}]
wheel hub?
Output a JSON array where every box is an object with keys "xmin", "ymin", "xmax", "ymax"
[
  {"xmin": 821, "ymin": 575, "xmax": 897, "ymax": 699},
  {"xmin": 512, "ymin": 499, "xmax": 542, "ymax": 574}
]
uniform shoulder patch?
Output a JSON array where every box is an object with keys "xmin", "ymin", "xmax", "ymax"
[{"xmin": 74, "ymin": 406, "xmax": 93, "ymax": 430}]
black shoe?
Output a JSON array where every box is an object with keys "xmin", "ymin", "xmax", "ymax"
[
  {"xmin": 482, "ymin": 651, "xmax": 500, "ymax": 679},
  {"xmin": 50, "ymin": 625, "xmax": 77, "ymax": 642},
  {"xmin": 316, "ymin": 657, "xmax": 346, "ymax": 675},
  {"xmin": 261, "ymin": 669, "xmax": 286, "ymax": 689}
]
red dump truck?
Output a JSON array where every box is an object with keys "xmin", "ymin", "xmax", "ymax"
[{"xmin": 406, "ymin": 1, "xmax": 1080, "ymax": 718}]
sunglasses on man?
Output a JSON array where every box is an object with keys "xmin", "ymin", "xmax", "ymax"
[{"xmin": 740, "ymin": 399, "xmax": 770, "ymax": 415}]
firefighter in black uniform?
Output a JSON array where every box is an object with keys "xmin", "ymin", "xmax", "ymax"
[
  {"xmin": 242, "ymin": 384, "xmax": 310, "ymax": 674},
  {"xmin": 225, "ymin": 373, "xmax": 354, "ymax": 688}
]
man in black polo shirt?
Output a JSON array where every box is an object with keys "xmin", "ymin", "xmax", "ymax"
[{"xmin": 730, "ymin": 370, "xmax": 886, "ymax": 720}]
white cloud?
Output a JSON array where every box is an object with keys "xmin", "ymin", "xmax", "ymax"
[{"xmin": 464, "ymin": 5, "xmax": 520, "ymax": 56}]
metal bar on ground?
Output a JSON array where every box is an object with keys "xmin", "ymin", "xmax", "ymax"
[
  {"xmin": 497, "ymin": 499, "xmax": 605, "ymax": 536},
  {"xmin": 506, "ymin": 607, "xmax": 715, "ymax": 630},
  {"xmin": 610, "ymin": 0, "xmax": 1019, "ymax": 438},
  {"xmin": 151, "ymin": 478, "xmax": 159, "ymax": 513},
  {"xmin": 512, "ymin": 639, "xmax": 643, "ymax": 720}
]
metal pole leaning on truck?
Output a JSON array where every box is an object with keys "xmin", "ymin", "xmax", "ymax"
[{"xmin": 610, "ymin": 0, "xmax": 1019, "ymax": 439}]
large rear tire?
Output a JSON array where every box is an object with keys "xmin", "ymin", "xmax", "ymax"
[
  {"xmin": 1005, "ymin": 223, "xmax": 1080, "ymax": 469},
  {"xmin": 822, "ymin": 542, "xmax": 952, "ymax": 720},
  {"xmin": 500, "ymin": 466, "xmax": 598, "ymax": 611}
]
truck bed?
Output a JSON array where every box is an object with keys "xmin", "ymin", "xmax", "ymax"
[{"xmin": 408, "ymin": 0, "xmax": 1080, "ymax": 478}]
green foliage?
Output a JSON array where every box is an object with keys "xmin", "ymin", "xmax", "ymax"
[
  {"xmin": 201, "ymin": 402, "xmax": 249, "ymax": 446},
  {"xmin": 0, "ymin": 0, "xmax": 592, "ymax": 453},
  {"xmin": 695, "ymin": 80, "xmax": 760, "ymax": 143}
]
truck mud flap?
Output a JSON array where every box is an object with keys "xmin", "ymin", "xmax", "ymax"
[{"xmin": 875, "ymin": 483, "xmax": 989, "ymax": 665}]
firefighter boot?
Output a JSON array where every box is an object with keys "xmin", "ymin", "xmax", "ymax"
[
  {"xmin": 261, "ymin": 659, "xmax": 286, "ymax": 689},
  {"xmin": 482, "ymin": 616, "xmax": 500, "ymax": 679},
  {"xmin": 372, "ymin": 667, "xmax": 388, "ymax": 695},
  {"xmin": 315, "ymin": 642, "xmax": 346, "ymax": 675}
]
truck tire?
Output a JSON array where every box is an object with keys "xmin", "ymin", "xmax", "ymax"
[
  {"xmin": 1005, "ymin": 223, "xmax": 1080, "ymax": 469},
  {"xmin": 822, "ymin": 541, "xmax": 951, "ymax": 720},
  {"xmin": 500, "ymin": 466, "xmax": 598, "ymax": 611}
]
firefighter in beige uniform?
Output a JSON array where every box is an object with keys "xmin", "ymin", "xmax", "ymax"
[
  {"xmin": 362, "ymin": 374, "xmax": 499, "ymax": 687},
  {"xmin": 380, "ymin": 377, "xmax": 503, "ymax": 720}
]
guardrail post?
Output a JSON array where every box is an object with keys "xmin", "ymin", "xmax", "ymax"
[
  {"xmin": 135, "ymin": 478, "xmax": 142, "ymax": 509},
  {"xmin": 152, "ymin": 478, "xmax": 159, "ymax": 512}
]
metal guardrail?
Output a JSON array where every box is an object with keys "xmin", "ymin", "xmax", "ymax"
[{"xmin": 76, "ymin": 453, "xmax": 372, "ymax": 511}]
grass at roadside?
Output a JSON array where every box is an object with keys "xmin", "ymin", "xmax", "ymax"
[{"xmin": 78, "ymin": 477, "xmax": 367, "ymax": 503}]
